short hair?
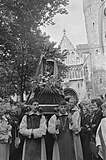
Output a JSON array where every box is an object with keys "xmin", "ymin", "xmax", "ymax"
[
  {"xmin": 29, "ymin": 98, "xmax": 39, "ymax": 105},
  {"xmin": 101, "ymin": 102, "xmax": 106, "ymax": 109},
  {"xmin": 33, "ymin": 98, "xmax": 39, "ymax": 103},
  {"xmin": 91, "ymin": 98, "xmax": 102, "ymax": 107},
  {"xmin": 80, "ymin": 99, "xmax": 90, "ymax": 107},
  {"xmin": 59, "ymin": 101, "xmax": 67, "ymax": 106}
]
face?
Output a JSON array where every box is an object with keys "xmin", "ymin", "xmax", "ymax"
[
  {"xmin": 31, "ymin": 101, "xmax": 39, "ymax": 112},
  {"xmin": 82, "ymin": 106, "xmax": 88, "ymax": 115},
  {"xmin": 69, "ymin": 97, "xmax": 76, "ymax": 108},
  {"xmin": 102, "ymin": 106, "xmax": 106, "ymax": 117},
  {"xmin": 59, "ymin": 105, "xmax": 67, "ymax": 114},
  {"xmin": 89, "ymin": 105, "xmax": 95, "ymax": 115},
  {"xmin": 91, "ymin": 102, "xmax": 98, "ymax": 112}
]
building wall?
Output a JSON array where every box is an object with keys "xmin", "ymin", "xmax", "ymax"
[
  {"xmin": 82, "ymin": 0, "xmax": 106, "ymax": 97},
  {"xmin": 83, "ymin": 0, "xmax": 100, "ymax": 45},
  {"xmin": 59, "ymin": 31, "xmax": 88, "ymax": 101},
  {"xmin": 62, "ymin": 79, "xmax": 87, "ymax": 101},
  {"xmin": 76, "ymin": 44, "xmax": 93, "ymax": 98}
]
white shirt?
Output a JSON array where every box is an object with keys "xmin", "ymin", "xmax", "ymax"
[{"xmin": 96, "ymin": 117, "xmax": 106, "ymax": 147}]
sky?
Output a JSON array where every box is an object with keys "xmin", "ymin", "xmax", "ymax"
[{"xmin": 41, "ymin": 0, "xmax": 87, "ymax": 47}]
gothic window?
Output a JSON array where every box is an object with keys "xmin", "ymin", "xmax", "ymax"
[
  {"xmin": 72, "ymin": 69, "xmax": 75, "ymax": 79},
  {"xmin": 84, "ymin": 65, "xmax": 88, "ymax": 79},
  {"xmin": 96, "ymin": 50, "xmax": 98, "ymax": 54},
  {"xmin": 75, "ymin": 68, "xmax": 77, "ymax": 78},
  {"xmin": 81, "ymin": 82, "xmax": 83, "ymax": 87},
  {"xmin": 74, "ymin": 68, "xmax": 76, "ymax": 79},
  {"xmin": 70, "ymin": 69, "xmax": 72, "ymax": 79},
  {"xmin": 77, "ymin": 68, "xmax": 80, "ymax": 78},
  {"xmin": 93, "ymin": 22, "xmax": 95, "ymax": 26},
  {"xmin": 62, "ymin": 49, "xmax": 69, "ymax": 56},
  {"xmin": 100, "ymin": 78, "xmax": 102, "ymax": 84},
  {"xmin": 88, "ymin": 5, "xmax": 92, "ymax": 14},
  {"xmin": 76, "ymin": 68, "xmax": 79, "ymax": 78},
  {"xmin": 76, "ymin": 57, "xmax": 80, "ymax": 63},
  {"xmin": 89, "ymin": 5, "xmax": 92, "ymax": 12},
  {"xmin": 81, "ymin": 69, "xmax": 83, "ymax": 78},
  {"xmin": 66, "ymin": 72, "xmax": 70, "ymax": 79}
]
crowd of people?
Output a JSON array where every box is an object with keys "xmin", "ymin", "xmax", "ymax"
[{"xmin": 0, "ymin": 94, "xmax": 106, "ymax": 160}]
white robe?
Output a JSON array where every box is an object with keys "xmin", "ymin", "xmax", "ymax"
[
  {"xmin": 48, "ymin": 106, "xmax": 83, "ymax": 160},
  {"xmin": 96, "ymin": 117, "xmax": 106, "ymax": 159},
  {"xmin": 19, "ymin": 113, "xmax": 47, "ymax": 160},
  {"xmin": 96, "ymin": 118, "xmax": 106, "ymax": 147}
]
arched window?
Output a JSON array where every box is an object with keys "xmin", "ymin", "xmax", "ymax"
[
  {"xmin": 78, "ymin": 68, "xmax": 80, "ymax": 78},
  {"xmin": 62, "ymin": 49, "xmax": 69, "ymax": 56},
  {"xmin": 76, "ymin": 67, "xmax": 79, "ymax": 78},
  {"xmin": 72, "ymin": 69, "xmax": 75, "ymax": 79},
  {"xmin": 70, "ymin": 69, "xmax": 72, "ymax": 79}
]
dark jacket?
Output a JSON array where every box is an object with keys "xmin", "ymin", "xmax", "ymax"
[{"xmin": 91, "ymin": 109, "xmax": 103, "ymax": 137}]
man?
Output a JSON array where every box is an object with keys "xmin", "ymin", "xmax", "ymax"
[
  {"xmin": 90, "ymin": 98, "xmax": 103, "ymax": 160},
  {"xmin": 19, "ymin": 99, "xmax": 47, "ymax": 160},
  {"xmin": 96, "ymin": 102, "xmax": 106, "ymax": 160},
  {"xmin": 91, "ymin": 98, "xmax": 103, "ymax": 137},
  {"xmin": 68, "ymin": 95, "xmax": 83, "ymax": 160},
  {"xmin": 80, "ymin": 99, "xmax": 92, "ymax": 160},
  {"xmin": 48, "ymin": 101, "xmax": 76, "ymax": 160}
]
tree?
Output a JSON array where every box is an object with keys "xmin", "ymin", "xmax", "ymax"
[
  {"xmin": 0, "ymin": 0, "xmax": 69, "ymax": 101},
  {"xmin": 0, "ymin": 29, "xmax": 68, "ymax": 101}
]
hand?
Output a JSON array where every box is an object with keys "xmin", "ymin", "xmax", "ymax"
[
  {"xmin": 87, "ymin": 127, "xmax": 91, "ymax": 131},
  {"xmin": 92, "ymin": 124, "xmax": 96, "ymax": 128},
  {"xmin": 98, "ymin": 145, "xmax": 102, "ymax": 153},
  {"xmin": 15, "ymin": 137, "xmax": 20, "ymax": 148}
]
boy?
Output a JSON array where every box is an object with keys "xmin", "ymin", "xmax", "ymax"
[
  {"xmin": 19, "ymin": 99, "xmax": 47, "ymax": 160},
  {"xmin": 48, "ymin": 101, "xmax": 76, "ymax": 160}
]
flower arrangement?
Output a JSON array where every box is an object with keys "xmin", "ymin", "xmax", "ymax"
[{"xmin": 31, "ymin": 72, "xmax": 64, "ymax": 95}]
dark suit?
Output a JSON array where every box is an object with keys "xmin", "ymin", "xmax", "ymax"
[
  {"xmin": 91, "ymin": 109, "xmax": 103, "ymax": 160},
  {"xmin": 80, "ymin": 114, "xmax": 92, "ymax": 160},
  {"xmin": 91, "ymin": 109, "xmax": 103, "ymax": 137}
]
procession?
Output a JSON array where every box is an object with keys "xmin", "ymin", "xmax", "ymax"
[
  {"xmin": 0, "ymin": 0, "xmax": 106, "ymax": 160},
  {"xmin": 0, "ymin": 86, "xmax": 106, "ymax": 160}
]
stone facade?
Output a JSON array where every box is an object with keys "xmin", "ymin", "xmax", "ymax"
[
  {"xmin": 59, "ymin": 30, "xmax": 87, "ymax": 101},
  {"xmin": 82, "ymin": 0, "xmax": 106, "ymax": 97},
  {"xmin": 76, "ymin": 44, "xmax": 92, "ymax": 99}
]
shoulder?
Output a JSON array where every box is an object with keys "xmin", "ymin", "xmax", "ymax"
[
  {"xmin": 41, "ymin": 115, "xmax": 46, "ymax": 119},
  {"xmin": 21, "ymin": 115, "xmax": 27, "ymax": 121},
  {"xmin": 50, "ymin": 114, "xmax": 57, "ymax": 121},
  {"xmin": 101, "ymin": 117, "xmax": 106, "ymax": 124},
  {"xmin": 97, "ymin": 110, "xmax": 103, "ymax": 117},
  {"xmin": 73, "ymin": 106, "xmax": 80, "ymax": 111}
]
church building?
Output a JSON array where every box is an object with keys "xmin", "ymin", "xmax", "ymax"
[{"xmin": 59, "ymin": 29, "xmax": 88, "ymax": 101}]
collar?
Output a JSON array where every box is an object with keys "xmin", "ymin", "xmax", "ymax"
[
  {"xmin": 58, "ymin": 112, "xmax": 68, "ymax": 116},
  {"xmin": 28, "ymin": 111, "xmax": 40, "ymax": 116},
  {"xmin": 71, "ymin": 105, "xmax": 80, "ymax": 111}
]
